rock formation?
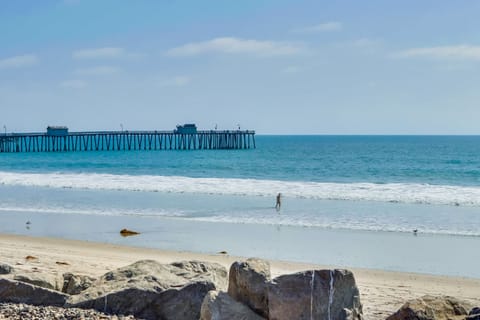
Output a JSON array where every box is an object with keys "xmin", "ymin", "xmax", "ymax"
[
  {"xmin": 68, "ymin": 260, "xmax": 227, "ymax": 320},
  {"xmin": 268, "ymin": 269, "xmax": 363, "ymax": 320},
  {"xmin": 62, "ymin": 273, "xmax": 96, "ymax": 295},
  {"xmin": 0, "ymin": 264, "xmax": 14, "ymax": 275},
  {"xmin": 0, "ymin": 257, "xmax": 367, "ymax": 320},
  {"xmin": 0, "ymin": 278, "xmax": 69, "ymax": 307},
  {"xmin": 200, "ymin": 290, "xmax": 265, "ymax": 320},
  {"xmin": 228, "ymin": 258, "xmax": 271, "ymax": 318},
  {"xmin": 386, "ymin": 295, "xmax": 471, "ymax": 320}
]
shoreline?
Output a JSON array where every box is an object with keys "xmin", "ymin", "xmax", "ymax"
[{"xmin": 1, "ymin": 233, "xmax": 479, "ymax": 319}]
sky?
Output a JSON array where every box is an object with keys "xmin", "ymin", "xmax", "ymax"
[{"xmin": 1, "ymin": 0, "xmax": 480, "ymax": 134}]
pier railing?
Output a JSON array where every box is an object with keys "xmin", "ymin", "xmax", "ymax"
[{"xmin": 0, "ymin": 130, "xmax": 256, "ymax": 153}]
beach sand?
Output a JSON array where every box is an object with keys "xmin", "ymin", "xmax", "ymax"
[{"xmin": 1, "ymin": 233, "xmax": 479, "ymax": 319}]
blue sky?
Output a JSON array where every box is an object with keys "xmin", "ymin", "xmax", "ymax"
[{"xmin": 1, "ymin": 0, "xmax": 480, "ymax": 134}]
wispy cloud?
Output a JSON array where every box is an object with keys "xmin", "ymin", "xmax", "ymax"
[
  {"xmin": 60, "ymin": 79, "xmax": 87, "ymax": 89},
  {"xmin": 394, "ymin": 45, "xmax": 480, "ymax": 60},
  {"xmin": 292, "ymin": 22, "xmax": 342, "ymax": 33},
  {"xmin": 166, "ymin": 37, "xmax": 304, "ymax": 57},
  {"xmin": 0, "ymin": 54, "xmax": 38, "ymax": 69},
  {"xmin": 158, "ymin": 76, "xmax": 191, "ymax": 87},
  {"xmin": 74, "ymin": 66, "xmax": 121, "ymax": 76},
  {"xmin": 282, "ymin": 66, "xmax": 301, "ymax": 73},
  {"xmin": 73, "ymin": 47, "xmax": 125, "ymax": 59}
]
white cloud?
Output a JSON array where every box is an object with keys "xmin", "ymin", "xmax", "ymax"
[
  {"xmin": 292, "ymin": 22, "xmax": 342, "ymax": 33},
  {"xmin": 158, "ymin": 76, "xmax": 191, "ymax": 87},
  {"xmin": 394, "ymin": 45, "xmax": 480, "ymax": 60},
  {"xmin": 0, "ymin": 54, "xmax": 38, "ymax": 69},
  {"xmin": 73, "ymin": 47, "xmax": 125, "ymax": 59},
  {"xmin": 60, "ymin": 80, "xmax": 87, "ymax": 89},
  {"xmin": 166, "ymin": 37, "xmax": 304, "ymax": 57},
  {"xmin": 282, "ymin": 66, "xmax": 301, "ymax": 73},
  {"xmin": 74, "ymin": 66, "xmax": 121, "ymax": 76}
]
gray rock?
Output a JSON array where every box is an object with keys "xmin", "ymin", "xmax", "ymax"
[
  {"xmin": 200, "ymin": 290, "xmax": 265, "ymax": 320},
  {"xmin": 14, "ymin": 272, "xmax": 63, "ymax": 291},
  {"xmin": 0, "ymin": 302, "xmax": 138, "ymax": 319},
  {"xmin": 268, "ymin": 269, "xmax": 363, "ymax": 320},
  {"xmin": 68, "ymin": 259, "xmax": 227, "ymax": 320},
  {"xmin": 62, "ymin": 273, "xmax": 96, "ymax": 295},
  {"xmin": 0, "ymin": 278, "xmax": 68, "ymax": 307},
  {"xmin": 228, "ymin": 258, "xmax": 270, "ymax": 318},
  {"xmin": 468, "ymin": 307, "xmax": 480, "ymax": 320},
  {"xmin": 170, "ymin": 260, "xmax": 228, "ymax": 290},
  {"xmin": 386, "ymin": 295, "xmax": 471, "ymax": 320},
  {"xmin": 0, "ymin": 264, "xmax": 14, "ymax": 275}
]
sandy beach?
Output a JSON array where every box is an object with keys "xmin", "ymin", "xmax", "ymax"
[{"xmin": 1, "ymin": 233, "xmax": 479, "ymax": 319}]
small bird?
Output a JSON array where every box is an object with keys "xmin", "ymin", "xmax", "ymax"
[
  {"xmin": 413, "ymin": 229, "xmax": 418, "ymax": 235},
  {"xmin": 26, "ymin": 221, "xmax": 31, "ymax": 225}
]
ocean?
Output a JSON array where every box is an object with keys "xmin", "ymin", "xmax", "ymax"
[{"xmin": 1, "ymin": 135, "xmax": 479, "ymax": 277}]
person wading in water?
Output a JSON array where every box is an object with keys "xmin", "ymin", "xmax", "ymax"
[{"xmin": 275, "ymin": 193, "xmax": 282, "ymax": 210}]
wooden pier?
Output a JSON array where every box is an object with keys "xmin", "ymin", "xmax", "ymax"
[{"xmin": 0, "ymin": 130, "xmax": 256, "ymax": 153}]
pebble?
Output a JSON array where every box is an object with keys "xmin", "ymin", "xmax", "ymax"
[{"xmin": 0, "ymin": 303, "xmax": 140, "ymax": 320}]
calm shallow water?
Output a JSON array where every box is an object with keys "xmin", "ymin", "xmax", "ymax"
[{"xmin": 1, "ymin": 136, "xmax": 480, "ymax": 277}]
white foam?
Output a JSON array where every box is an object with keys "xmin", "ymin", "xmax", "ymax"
[
  {"xmin": 1, "ymin": 171, "xmax": 480, "ymax": 207},
  {"xmin": 0, "ymin": 205, "xmax": 186, "ymax": 218}
]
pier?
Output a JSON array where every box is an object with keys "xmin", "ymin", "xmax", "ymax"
[{"xmin": 0, "ymin": 128, "xmax": 256, "ymax": 153}]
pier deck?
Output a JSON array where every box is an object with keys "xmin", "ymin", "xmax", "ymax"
[{"xmin": 0, "ymin": 130, "xmax": 256, "ymax": 153}]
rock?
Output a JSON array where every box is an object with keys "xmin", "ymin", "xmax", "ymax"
[
  {"xmin": 268, "ymin": 269, "xmax": 363, "ymax": 320},
  {"xmin": 386, "ymin": 295, "xmax": 471, "ymax": 320},
  {"xmin": 0, "ymin": 263, "xmax": 14, "ymax": 275},
  {"xmin": 14, "ymin": 272, "xmax": 63, "ymax": 291},
  {"xmin": 0, "ymin": 278, "xmax": 68, "ymax": 307},
  {"xmin": 200, "ymin": 290, "xmax": 265, "ymax": 320},
  {"xmin": 119, "ymin": 229, "xmax": 140, "ymax": 237},
  {"xmin": 68, "ymin": 259, "xmax": 228, "ymax": 320},
  {"xmin": 170, "ymin": 260, "xmax": 228, "ymax": 290},
  {"xmin": 468, "ymin": 307, "xmax": 480, "ymax": 320},
  {"xmin": 62, "ymin": 273, "xmax": 96, "ymax": 295},
  {"xmin": 228, "ymin": 258, "xmax": 271, "ymax": 318},
  {"xmin": 0, "ymin": 302, "xmax": 138, "ymax": 319}
]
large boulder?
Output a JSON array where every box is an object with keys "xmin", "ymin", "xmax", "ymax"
[
  {"xmin": 0, "ymin": 278, "xmax": 68, "ymax": 307},
  {"xmin": 0, "ymin": 264, "xmax": 14, "ymax": 275},
  {"xmin": 268, "ymin": 269, "xmax": 363, "ymax": 320},
  {"xmin": 62, "ymin": 273, "xmax": 96, "ymax": 295},
  {"xmin": 228, "ymin": 258, "xmax": 271, "ymax": 318},
  {"xmin": 68, "ymin": 259, "xmax": 227, "ymax": 320},
  {"xmin": 386, "ymin": 295, "xmax": 471, "ymax": 320},
  {"xmin": 200, "ymin": 290, "xmax": 265, "ymax": 320},
  {"xmin": 14, "ymin": 272, "xmax": 63, "ymax": 291}
]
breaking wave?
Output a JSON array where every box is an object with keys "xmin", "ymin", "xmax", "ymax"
[{"xmin": 1, "ymin": 171, "xmax": 480, "ymax": 207}]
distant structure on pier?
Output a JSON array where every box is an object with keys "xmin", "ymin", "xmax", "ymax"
[
  {"xmin": 174, "ymin": 123, "xmax": 197, "ymax": 134},
  {"xmin": 0, "ymin": 124, "xmax": 255, "ymax": 153},
  {"xmin": 47, "ymin": 126, "xmax": 68, "ymax": 136}
]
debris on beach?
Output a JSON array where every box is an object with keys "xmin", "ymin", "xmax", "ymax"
[
  {"xmin": 25, "ymin": 255, "xmax": 38, "ymax": 261},
  {"xmin": 218, "ymin": 251, "xmax": 228, "ymax": 255},
  {"xmin": 56, "ymin": 261, "xmax": 70, "ymax": 266},
  {"xmin": 119, "ymin": 228, "xmax": 140, "ymax": 237}
]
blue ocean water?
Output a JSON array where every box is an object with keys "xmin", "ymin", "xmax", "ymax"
[{"xmin": 1, "ymin": 135, "xmax": 480, "ymax": 277}]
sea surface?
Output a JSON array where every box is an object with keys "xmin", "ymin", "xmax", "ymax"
[{"xmin": 1, "ymin": 135, "xmax": 479, "ymax": 277}]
